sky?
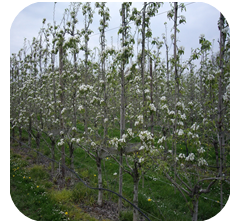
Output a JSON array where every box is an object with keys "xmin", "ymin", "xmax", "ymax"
[
  {"xmin": 10, "ymin": 1, "xmax": 222, "ymax": 67},
  {"xmin": 4, "ymin": 1, "xmax": 239, "ymax": 222}
]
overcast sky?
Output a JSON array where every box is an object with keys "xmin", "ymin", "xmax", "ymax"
[{"xmin": 10, "ymin": 1, "xmax": 222, "ymax": 67}]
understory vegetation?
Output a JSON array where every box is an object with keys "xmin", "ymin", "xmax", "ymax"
[{"xmin": 10, "ymin": 2, "xmax": 230, "ymax": 221}]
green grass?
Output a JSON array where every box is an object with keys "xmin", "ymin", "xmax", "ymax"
[
  {"xmin": 10, "ymin": 127, "xmax": 230, "ymax": 221},
  {"xmin": 10, "ymin": 149, "xmax": 96, "ymax": 221},
  {"xmin": 10, "ymin": 153, "xmax": 67, "ymax": 221}
]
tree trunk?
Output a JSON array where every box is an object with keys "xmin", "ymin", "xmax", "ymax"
[
  {"xmin": 28, "ymin": 117, "xmax": 32, "ymax": 147},
  {"xmin": 141, "ymin": 2, "xmax": 146, "ymax": 127},
  {"xmin": 133, "ymin": 177, "xmax": 139, "ymax": 221},
  {"xmin": 19, "ymin": 127, "xmax": 22, "ymax": 147},
  {"xmin": 51, "ymin": 139, "xmax": 55, "ymax": 176},
  {"xmin": 69, "ymin": 142, "xmax": 74, "ymax": 170},
  {"xmin": 36, "ymin": 131, "xmax": 40, "ymax": 165},
  {"xmin": 218, "ymin": 12, "xmax": 226, "ymax": 210},
  {"xmin": 97, "ymin": 156, "xmax": 103, "ymax": 206},
  {"xmin": 133, "ymin": 162, "xmax": 139, "ymax": 221},
  {"xmin": 192, "ymin": 195, "xmax": 199, "ymax": 221},
  {"xmin": 11, "ymin": 122, "xmax": 15, "ymax": 142},
  {"xmin": 150, "ymin": 57, "xmax": 154, "ymax": 134},
  {"xmin": 213, "ymin": 140, "xmax": 219, "ymax": 168},
  {"xmin": 185, "ymin": 137, "xmax": 189, "ymax": 157},
  {"xmin": 118, "ymin": 150, "xmax": 123, "ymax": 215},
  {"xmin": 59, "ymin": 43, "xmax": 66, "ymax": 182},
  {"xmin": 173, "ymin": 2, "xmax": 178, "ymax": 194},
  {"xmin": 118, "ymin": 3, "xmax": 126, "ymax": 216}
]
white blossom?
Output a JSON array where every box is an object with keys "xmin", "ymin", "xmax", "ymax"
[
  {"xmin": 79, "ymin": 84, "xmax": 93, "ymax": 92},
  {"xmin": 179, "ymin": 153, "xmax": 186, "ymax": 159},
  {"xmin": 149, "ymin": 103, "xmax": 156, "ymax": 111},
  {"xmin": 168, "ymin": 110, "xmax": 175, "ymax": 116},
  {"xmin": 178, "ymin": 121, "xmax": 184, "ymax": 126},
  {"xmin": 57, "ymin": 139, "xmax": 64, "ymax": 146},
  {"xmin": 138, "ymin": 157, "xmax": 144, "ymax": 163},
  {"xmin": 122, "ymin": 134, "xmax": 127, "ymax": 141},
  {"xmin": 109, "ymin": 137, "xmax": 119, "ymax": 148},
  {"xmin": 160, "ymin": 96, "xmax": 166, "ymax": 101},
  {"xmin": 158, "ymin": 136, "xmax": 166, "ymax": 144},
  {"xmin": 186, "ymin": 153, "xmax": 195, "ymax": 161},
  {"xmin": 78, "ymin": 105, "xmax": 84, "ymax": 111},
  {"xmin": 137, "ymin": 115, "xmax": 143, "ymax": 124},
  {"xmin": 144, "ymin": 89, "xmax": 150, "ymax": 94},
  {"xmin": 198, "ymin": 157, "xmax": 208, "ymax": 166},
  {"xmin": 191, "ymin": 123, "xmax": 199, "ymax": 131},
  {"xmin": 91, "ymin": 142, "xmax": 96, "ymax": 147},
  {"xmin": 139, "ymin": 130, "xmax": 153, "ymax": 142},
  {"xmin": 136, "ymin": 89, "xmax": 141, "ymax": 94},
  {"xmin": 113, "ymin": 172, "xmax": 117, "ymax": 176},
  {"xmin": 181, "ymin": 114, "xmax": 186, "ymax": 120},
  {"xmin": 197, "ymin": 147, "xmax": 205, "ymax": 154},
  {"xmin": 161, "ymin": 104, "xmax": 168, "ymax": 110},
  {"xmin": 61, "ymin": 108, "xmax": 66, "ymax": 115},
  {"xmin": 178, "ymin": 129, "xmax": 184, "ymax": 136},
  {"xmin": 222, "ymin": 26, "xmax": 229, "ymax": 34},
  {"xmin": 127, "ymin": 128, "xmax": 134, "ymax": 137},
  {"xmin": 207, "ymin": 74, "xmax": 214, "ymax": 81}
]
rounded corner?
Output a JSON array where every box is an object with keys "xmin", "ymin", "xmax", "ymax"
[
  {"xmin": 200, "ymin": 2, "xmax": 230, "ymax": 30},
  {"xmin": 205, "ymin": 193, "xmax": 231, "ymax": 222},
  {"xmin": 9, "ymin": 192, "xmax": 36, "ymax": 222},
  {"xmin": 10, "ymin": 2, "xmax": 39, "ymax": 32}
]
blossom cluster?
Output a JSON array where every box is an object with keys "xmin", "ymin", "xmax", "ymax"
[
  {"xmin": 161, "ymin": 104, "xmax": 168, "ymax": 110},
  {"xmin": 197, "ymin": 147, "xmax": 205, "ymax": 154},
  {"xmin": 138, "ymin": 157, "xmax": 144, "ymax": 163},
  {"xmin": 160, "ymin": 96, "xmax": 166, "ymax": 101},
  {"xmin": 191, "ymin": 122, "xmax": 199, "ymax": 131},
  {"xmin": 177, "ymin": 129, "xmax": 184, "ymax": 136},
  {"xmin": 157, "ymin": 136, "xmax": 166, "ymax": 144},
  {"xmin": 127, "ymin": 128, "xmax": 134, "ymax": 137},
  {"xmin": 78, "ymin": 105, "xmax": 84, "ymax": 111},
  {"xmin": 176, "ymin": 101, "xmax": 185, "ymax": 110},
  {"xmin": 91, "ymin": 141, "xmax": 96, "ymax": 147},
  {"xmin": 57, "ymin": 139, "xmax": 64, "ymax": 146},
  {"xmin": 178, "ymin": 153, "xmax": 186, "ymax": 159},
  {"xmin": 79, "ymin": 84, "xmax": 93, "ymax": 92},
  {"xmin": 135, "ymin": 115, "xmax": 143, "ymax": 126},
  {"xmin": 119, "ymin": 134, "xmax": 127, "ymax": 143},
  {"xmin": 139, "ymin": 130, "xmax": 153, "ymax": 142},
  {"xmin": 198, "ymin": 157, "xmax": 208, "ymax": 166},
  {"xmin": 61, "ymin": 108, "xmax": 67, "ymax": 115},
  {"xmin": 109, "ymin": 137, "xmax": 119, "ymax": 149},
  {"xmin": 149, "ymin": 103, "xmax": 156, "ymax": 112},
  {"xmin": 186, "ymin": 153, "xmax": 195, "ymax": 161}
]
